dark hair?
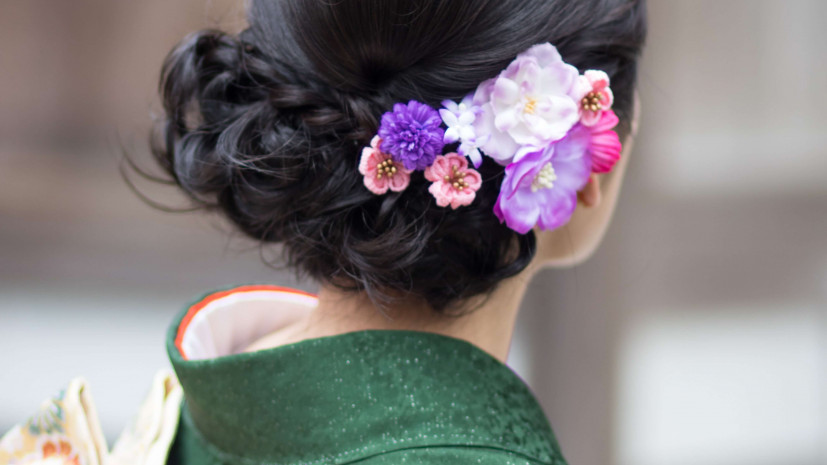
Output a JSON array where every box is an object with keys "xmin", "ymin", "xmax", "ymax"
[{"xmin": 150, "ymin": 0, "xmax": 647, "ymax": 313}]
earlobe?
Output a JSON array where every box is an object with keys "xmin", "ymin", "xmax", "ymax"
[{"xmin": 577, "ymin": 174, "xmax": 602, "ymax": 208}]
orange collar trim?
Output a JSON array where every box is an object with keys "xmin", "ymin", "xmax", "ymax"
[{"xmin": 174, "ymin": 285, "xmax": 317, "ymax": 360}]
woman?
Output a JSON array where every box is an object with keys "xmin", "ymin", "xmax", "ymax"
[{"xmin": 1, "ymin": 1, "xmax": 646, "ymax": 464}]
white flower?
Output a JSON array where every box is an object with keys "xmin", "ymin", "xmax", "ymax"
[
  {"xmin": 473, "ymin": 43, "xmax": 581, "ymax": 165},
  {"xmin": 440, "ymin": 97, "xmax": 485, "ymax": 168},
  {"xmin": 457, "ymin": 139, "xmax": 486, "ymax": 169},
  {"xmin": 440, "ymin": 98, "xmax": 476, "ymax": 143}
]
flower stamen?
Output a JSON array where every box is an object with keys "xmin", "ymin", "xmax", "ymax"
[
  {"xmin": 375, "ymin": 158, "xmax": 398, "ymax": 180},
  {"xmin": 581, "ymin": 92, "xmax": 603, "ymax": 112},
  {"xmin": 524, "ymin": 97, "xmax": 538, "ymax": 115},
  {"xmin": 443, "ymin": 165, "xmax": 470, "ymax": 191},
  {"xmin": 531, "ymin": 162, "xmax": 557, "ymax": 192}
]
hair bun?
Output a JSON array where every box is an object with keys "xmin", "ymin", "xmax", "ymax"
[{"xmin": 150, "ymin": 0, "xmax": 645, "ymax": 313}]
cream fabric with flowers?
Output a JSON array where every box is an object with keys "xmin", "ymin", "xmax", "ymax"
[{"xmin": 0, "ymin": 371, "xmax": 182, "ymax": 465}]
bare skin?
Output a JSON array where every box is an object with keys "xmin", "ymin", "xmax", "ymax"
[{"xmin": 246, "ymin": 107, "xmax": 639, "ymax": 363}]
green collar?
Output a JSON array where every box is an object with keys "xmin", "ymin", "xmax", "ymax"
[{"xmin": 166, "ymin": 286, "xmax": 563, "ymax": 464}]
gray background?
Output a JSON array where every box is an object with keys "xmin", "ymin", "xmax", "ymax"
[{"xmin": 1, "ymin": 1, "xmax": 825, "ymax": 465}]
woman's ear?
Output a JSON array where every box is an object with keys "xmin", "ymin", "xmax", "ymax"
[
  {"xmin": 578, "ymin": 174, "xmax": 602, "ymax": 208},
  {"xmin": 528, "ymin": 91, "xmax": 641, "ymax": 272},
  {"xmin": 530, "ymin": 126, "xmax": 637, "ymax": 269}
]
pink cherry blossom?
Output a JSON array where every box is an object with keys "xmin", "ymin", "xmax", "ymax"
[
  {"xmin": 424, "ymin": 153, "xmax": 482, "ymax": 209},
  {"xmin": 359, "ymin": 136, "xmax": 413, "ymax": 195},
  {"xmin": 574, "ymin": 70, "xmax": 615, "ymax": 127}
]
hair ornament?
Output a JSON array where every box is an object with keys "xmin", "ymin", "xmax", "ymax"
[
  {"xmin": 576, "ymin": 70, "xmax": 615, "ymax": 127},
  {"xmin": 360, "ymin": 42, "xmax": 623, "ymax": 234},
  {"xmin": 377, "ymin": 101, "xmax": 445, "ymax": 171},
  {"xmin": 424, "ymin": 153, "xmax": 482, "ymax": 209},
  {"xmin": 358, "ymin": 136, "xmax": 413, "ymax": 195},
  {"xmin": 439, "ymin": 97, "xmax": 488, "ymax": 169}
]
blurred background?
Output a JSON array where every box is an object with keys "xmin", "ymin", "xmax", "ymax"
[{"xmin": 1, "ymin": 1, "xmax": 825, "ymax": 465}]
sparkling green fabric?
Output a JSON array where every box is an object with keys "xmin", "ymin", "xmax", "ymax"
[{"xmin": 166, "ymin": 290, "xmax": 568, "ymax": 465}]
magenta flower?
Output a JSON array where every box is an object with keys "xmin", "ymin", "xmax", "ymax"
[
  {"xmin": 473, "ymin": 43, "xmax": 581, "ymax": 165},
  {"xmin": 378, "ymin": 100, "xmax": 445, "ymax": 171},
  {"xmin": 574, "ymin": 70, "xmax": 615, "ymax": 127},
  {"xmin": 493, "ymin": 136, "xmax": 592, "ymax": 233},
  {"xmin": 359, "ymin": 136, "xmax": 413, "ymax": 195},
  {"xmin": 567, "ymin": 110, "xmax": 623, "ymax": 174},
  {"xmin": 424, "ymin": 153, "xmax": 482, "ymax": 209},
  {"xmin": 587, "ymin": 110, "xmax": 622, "ymax": 173}
]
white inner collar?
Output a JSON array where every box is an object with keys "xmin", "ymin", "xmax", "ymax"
[{"xmin": 179, "ymin": 287, "xmax": 318, "ymax": 361}]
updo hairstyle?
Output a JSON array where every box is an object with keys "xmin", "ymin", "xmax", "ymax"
[{"xmin": 151, "ymin": 0, "xmax": 647, "ymax": 313}]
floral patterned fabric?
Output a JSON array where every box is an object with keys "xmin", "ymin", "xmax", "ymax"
[{"xmin": 0, "ymin": 371, "xmax": 182, "ymax": 465}]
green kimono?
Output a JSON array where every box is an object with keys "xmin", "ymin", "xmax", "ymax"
[{"xmin": 0, "ymin": 285, "xmax": 568, "ymax": 465}]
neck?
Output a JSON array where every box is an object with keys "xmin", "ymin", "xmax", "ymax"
[{"xmin": 250, "ymin": 265, "xmax": 537, "ymax": 363}]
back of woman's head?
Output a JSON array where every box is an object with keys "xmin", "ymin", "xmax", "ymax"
[{"xmin": 153, "ymin": 0, "xmax": 647, "ymax": 313}]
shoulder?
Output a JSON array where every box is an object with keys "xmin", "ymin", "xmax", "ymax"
[{"xmin": 357, "ymin": 446, "xmax": 566, "ymax": 465}]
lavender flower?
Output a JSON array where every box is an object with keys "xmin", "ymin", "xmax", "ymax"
[
  {"xmin": 493, "ymin": 129, "xmax": 592, "ymax": 234},
  {"xmin": 378, "ymin": 101, "xmax": 445, "ymax": 171}
]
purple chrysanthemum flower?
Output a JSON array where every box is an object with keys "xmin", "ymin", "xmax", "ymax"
[{"xmin": 378, "ymin": 100, "xmax": 445, "ymax": 171}]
